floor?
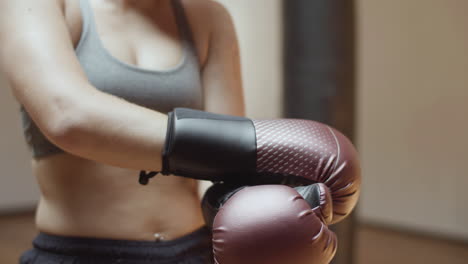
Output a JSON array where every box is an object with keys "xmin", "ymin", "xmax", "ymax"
[
  {"xmin": 1, "ymin": 212, "xmax": 467, "ymax": 264},
  {"xmin": 0, "ymin": 212, "xmax": 37, "ymax": 263},
  {"xmin": 355, "ymin": 224, "xmax": 468, "ymax": 264}
]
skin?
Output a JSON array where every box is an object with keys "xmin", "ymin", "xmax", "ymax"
[{"xmin": 0, "ymin": 0, "xmax": 244, "ymax": 241}]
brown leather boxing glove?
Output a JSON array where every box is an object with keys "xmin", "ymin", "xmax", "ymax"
[
  {"xmin": 201, "ymin": 183, "xmax": 337, "ymax": 264},
  {"xmin": 142, "ymin": 108, "xmax": 361, "ymax": 223}
]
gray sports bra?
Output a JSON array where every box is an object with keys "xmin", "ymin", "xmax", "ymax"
[{"xmin": 20, "ymin": 0, "xmax": 203, "ymax": 158}]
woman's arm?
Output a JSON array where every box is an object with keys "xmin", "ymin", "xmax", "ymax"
[
  {"xmin": 201, "ymin": 2, "xmax": 245, "ymax": 117},
  {"xmin": 0, "ymin": 0, "xmax": 166, "ymax": 171}
]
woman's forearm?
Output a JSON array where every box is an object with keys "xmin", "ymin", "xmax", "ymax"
[{"xmin": 50, "ymin": 86, "xmax": 168, "ymax": 172}]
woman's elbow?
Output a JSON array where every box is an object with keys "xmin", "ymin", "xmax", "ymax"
[{"xmin": 44, "ymin": 100, "xmax": 86, "ymax": 152}]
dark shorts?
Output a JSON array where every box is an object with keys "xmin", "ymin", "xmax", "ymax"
[{"xmin": 19, "ymin": 226, "xmax": 213, "ymax": 264}]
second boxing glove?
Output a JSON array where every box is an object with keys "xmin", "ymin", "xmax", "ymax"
[{"xmin": 201, "ymin": 183, "xmax": 337, "ymax": 264}]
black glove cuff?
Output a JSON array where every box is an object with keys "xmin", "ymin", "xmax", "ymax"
[{"xmin": 162, "ymin": 108, "xmax": 257, "ymax": 181}]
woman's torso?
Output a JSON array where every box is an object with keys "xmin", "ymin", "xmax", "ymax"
[{"xmin": 34, "ymin": 0, "xmax": 210, "ymax": 241}]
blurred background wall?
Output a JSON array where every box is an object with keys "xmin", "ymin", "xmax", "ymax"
[
  {"xmin": 216, "ymin": 0, "xmax": 283, "ymax": 119},
  {"xmin": 356, "ymin": 0, "xmax": 468, "ymax": 241},
  {"xmin": 0, "ymin": 75, "xmax": 39, "ymax": 212}
]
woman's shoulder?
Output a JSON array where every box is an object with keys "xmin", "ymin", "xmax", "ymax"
[
  {"xmin": 182, "ymin": 0, "xmax": 233, "ymax": 24},
  {"xmin": 180, "ymin": 0, "xmax": 236, "ymax": 67}
]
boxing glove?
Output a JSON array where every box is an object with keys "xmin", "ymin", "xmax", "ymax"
[
  {"xmin": 201, "ymin": 183, "xmax": 337, "ymax": 264},
  {"xmin": 140, "ymin": 107, "xmax": 361, "ymax": 223}
]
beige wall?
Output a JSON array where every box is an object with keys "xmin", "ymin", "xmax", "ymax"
[
  {"xmin": 0, "ymin": 76, "xmax": 39, "ymax": 211},
  {"xmin": 215, "ymin": 0, "xmax": 283, "ymax": 119},
  {"xmin": 356, "ymin": 0, "xmax": 468, "ymax": 240}
]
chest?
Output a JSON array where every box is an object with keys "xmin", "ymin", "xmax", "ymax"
[
  {"xmin": 95, "ymin": 9, "xmax": 185, "ymax": 71},
  {"xmin": 63, "ymin": 0, "xmax": 206, "ymax": 113},
  {"xmin": 64, "ymin": 0, "xmax": 209, "ymax": 71}
]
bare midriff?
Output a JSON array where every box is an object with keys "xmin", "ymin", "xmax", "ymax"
[{"xmin": 34, "ymin": 153, "xmax": 205, "ymax": 241}]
